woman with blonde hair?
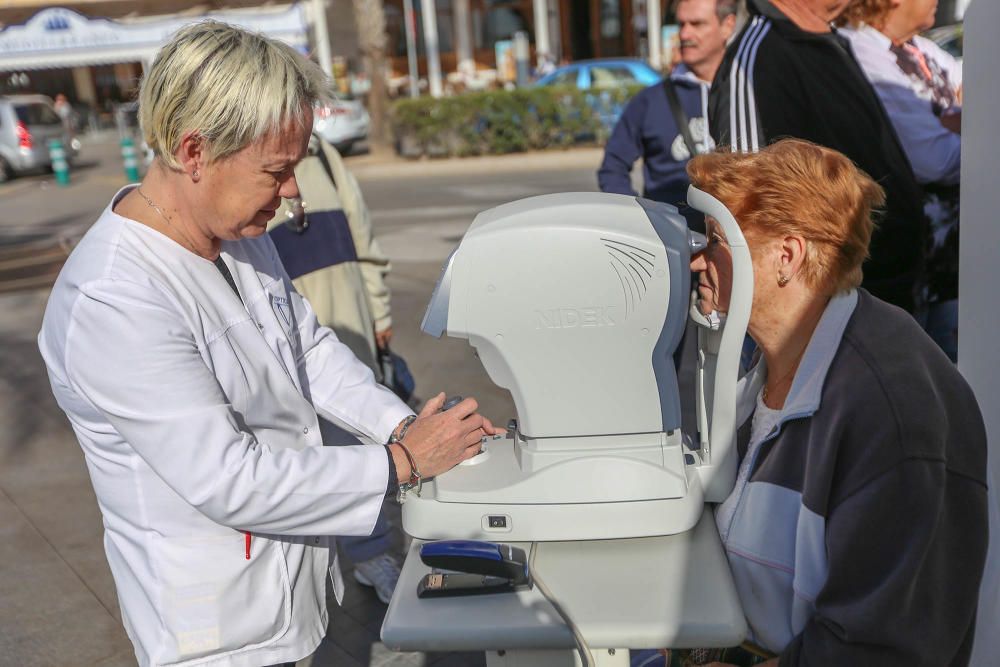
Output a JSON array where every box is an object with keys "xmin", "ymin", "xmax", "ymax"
[
  {"xmin": 38, "ymin": 21, "xmax": 499, "ymax": 667},
  {"xmin": 690, "ymin": 139, "xmax": 986, "ymax": 666}
]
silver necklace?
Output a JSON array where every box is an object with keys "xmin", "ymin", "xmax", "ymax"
[
  {"xmin": 136, "ymin": 186, "xmax": 205, "ymax": 257},
  {"xmin": 762, "ymin": 342, "xmax": 808, "ymax": 407}
]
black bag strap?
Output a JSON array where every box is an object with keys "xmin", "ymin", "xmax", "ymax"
[
  {"xmin": 313, "ymin": 140, "xmax": 339, "ymax": 192},
  {"xmin": 663, "ymin": 77, "xmax": 699, "ymax": 158}
]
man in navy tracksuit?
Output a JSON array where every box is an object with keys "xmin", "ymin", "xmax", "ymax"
[{"xmin": 598, "ymin": 0, "xmax": 738, "ymax": 205}]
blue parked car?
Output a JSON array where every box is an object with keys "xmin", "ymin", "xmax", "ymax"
[
  {"xmin": 535, "ymin": 58, "xmax": 662, "ymax": 90},
  {"xmin": 534, "ymin": 58, "xmax": 661, "ymax": 132}
]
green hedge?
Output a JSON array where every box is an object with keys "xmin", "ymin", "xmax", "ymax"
[{"xmin": 391, "ymin": 85, "xmax": 642, "ymax": 159}]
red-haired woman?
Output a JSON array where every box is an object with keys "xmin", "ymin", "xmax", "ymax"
[{"xmin": 689, "ymin": 139, "xmax": 986, "ymax": 666}]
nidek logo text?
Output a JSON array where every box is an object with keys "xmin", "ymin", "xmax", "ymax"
[{"xmin": 535, "ymin": 306, "xmax": 617, "ymax": 329}]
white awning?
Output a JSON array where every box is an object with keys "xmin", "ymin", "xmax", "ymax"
[{"xmin": 0, "ymin": 4, "xmax": 309, "ymax": 72}]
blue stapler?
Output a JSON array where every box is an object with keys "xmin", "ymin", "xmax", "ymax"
[{"xmin": 417, "ymin": 540, "xmax": 530, "ymax": 598}]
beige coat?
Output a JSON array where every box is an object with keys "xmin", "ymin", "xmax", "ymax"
[{"xmin": 268, "ymin": 140, "xmax": 391, "ymax": 376}]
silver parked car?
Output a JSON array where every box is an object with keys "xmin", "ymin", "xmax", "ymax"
[
  {"xmin": 312, "ymin": 94, "xmax": 370, "ymax": 154},
  {"xmin": 0, "ymin": 95, "xmax": 78, "ymax": 183}
]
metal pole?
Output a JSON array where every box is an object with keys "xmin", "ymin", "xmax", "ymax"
[
  {"xmin": 454, "ymin": 0, "xmax": 474, "ymax": 78},
  {"xmin": 514, "ymin": 31, "xmax": 530, "ymax": 87},
  {"xmin": 647, "ymin": 0, "xmax": 662, "ymax": 71},
  {"xmin": 962, "ymin": 3, "xmax": 1000, "ymax": 664},
  {"xmin": 420, "ymin": 0, "xmax": 444, "ymax": 98},
  {"xmin": 311, "ymin": 0, "xmax": 333, "ymax": 78},
  {"xmin": 532, "ymin": 0, "xmax": 550, "ymax": 67},
  {"xmin": 403, "ymin": 0, "xmax": 420, "ymax": 97}
]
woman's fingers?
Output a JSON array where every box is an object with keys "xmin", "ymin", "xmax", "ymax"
[
  {"xmin": 447, "ymin": 397, "xmax": 479, "ymax": 420},
  {"xmin": 460, "ymin": 413, "xmax": 484, "ymax": 431},
  {"xmin": 463, "ymin": 429, "xmax": 486, "ymax": 447},
  {"xmin": 418, "ymin": 392, "xmax": 446, "ymax": 418},
  {"xmin": 462, "ymin": 442, "xmax": 484, "ymax": 460},
  {"xmin": 481, "ymin": 416, "xmax": 504, "ymax": 436}
]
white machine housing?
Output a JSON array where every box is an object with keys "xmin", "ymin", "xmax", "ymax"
[{"xmin": 404, "ymin": 189, "xmax": 751, "ymax": 541}]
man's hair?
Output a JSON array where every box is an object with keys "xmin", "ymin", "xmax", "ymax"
[
  {"xmin": 686, "ymin": 139, "xmax": 885, "ymax": 295},
  {"xmin": 139, "ymin": 21, "xmax": 329, "ymax": 169},
  {"xmin": 835, "ymin": 0, "xmax": 895, "ymax": 28},
  {"xmin": 671, "ymin": 0, "xmax": 740, "ymax": 22}
]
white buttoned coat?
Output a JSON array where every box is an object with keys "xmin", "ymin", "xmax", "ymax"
[{"xmin": 38, "ymin": 187, "xmax": 411, "ymax": 666}]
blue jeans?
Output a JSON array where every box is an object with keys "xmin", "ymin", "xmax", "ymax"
[
  {"xmin": 916, "ymin": 299, "xmax": 958, "ymax": 362},
  {"xmin": 340, "ymin": 504, "xmax": 393, "ymax": 562},
  {"xmin": 319, "ymin": 418, "xmax": 396, "ymax": 562}
]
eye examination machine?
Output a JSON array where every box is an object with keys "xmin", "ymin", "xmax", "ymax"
[{"xmin": 382, "ymin": 188, "xmax": 752, "ymax": 666}]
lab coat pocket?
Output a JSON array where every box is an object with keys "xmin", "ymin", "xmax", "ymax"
[
  {"xmin": 270, "ymin": 294, "xmax": 293, "ymax": 331},
  {"xmin": 156, "ymin": 533, "xmax": 291, "ymax": 664}
]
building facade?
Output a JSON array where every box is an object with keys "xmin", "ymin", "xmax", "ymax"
[
  {"xmin": 383, "ymin": 0, "xmax": 656, "ymax": 77},
  {"xmin": 1, "ymin": 0, "xmax": 969, "ymax": 109},
  {"xmin": 0, "ymin": 1, "xmax": 316, "ymax": 127}
]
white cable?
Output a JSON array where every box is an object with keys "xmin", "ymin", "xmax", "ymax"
[{"xmin": 528, "ymin": 542, "xmax": 596, "ymax": 667}]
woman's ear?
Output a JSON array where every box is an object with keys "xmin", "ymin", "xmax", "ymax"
[
  {"xmin": 175, "ymin": 131, "xmax": 206, "ymax": 181},
  {"xmin": 778, "ymin": 234, "xmax": 808, "ymax": 279}
]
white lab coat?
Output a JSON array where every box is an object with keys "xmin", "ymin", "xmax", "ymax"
[{"xmin": 38, "ymin": 187, "xmax": 412, "ymax": 667}]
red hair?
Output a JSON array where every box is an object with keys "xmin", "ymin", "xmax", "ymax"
[
  {"xmin": 686, "ymin": 139, "xmax": 885, "ymax": 295},
  {"xmin": 835, "ymin": 0, "xmax": 895, "ymax": 28}
]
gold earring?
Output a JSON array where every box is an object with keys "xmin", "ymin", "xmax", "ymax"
[{"xmin": 778, "ymin": 274, "xmax": 790, "ymax": 287}]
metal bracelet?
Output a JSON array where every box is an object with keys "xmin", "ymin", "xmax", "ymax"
[
  {"xmin": 394, "ymin": 439, "xmax": 423, "ymax": 502},
  {"xmin": 389, "ymin": 414, "xmax": 417, "ymax": 444}
]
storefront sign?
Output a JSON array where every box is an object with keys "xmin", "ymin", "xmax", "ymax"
[{"xmin": 0, "ymin": 5, "xmax": 308, "ymax": 70}]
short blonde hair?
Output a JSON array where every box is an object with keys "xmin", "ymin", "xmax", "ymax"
[
  {"xmin": 139, "ymin": 21, "xmax": 329, "ymax": 169},
  {"xmin": 687, "ymin": 139, "xmax": 885, "ymax": 295}
]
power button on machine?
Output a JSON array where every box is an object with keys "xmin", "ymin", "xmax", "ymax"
[{"xmin": 483, "ymin": 514, "xmax": 512, "ymax": 532}]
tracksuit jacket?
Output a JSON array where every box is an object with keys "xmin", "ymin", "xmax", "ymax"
[
  {"xmin": 708, "ymin": 0, "xmax": 927, "ymax": 313},
  {"xmin": 721, "ymin": 289, "xmax": 987, "ymax": 665},
  {"xmin": 598, "ymin": 65, "xmax": 712, "ymax": 206}
]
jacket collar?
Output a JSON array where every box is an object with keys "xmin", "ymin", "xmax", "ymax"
[
  {"xmin": 749, "ymin": 0, "xmax": 839, "ymax": 42},
  {"xmin": 737, "ymin": 289, "xmax": 859, "ymax": 427},
  {"xmin": 845, "ymin": 22, "xmax": 893, "ymax": 50},
  {"xmin": 669, "ymin": 63, "xmax": 709, "ymax": 86}
]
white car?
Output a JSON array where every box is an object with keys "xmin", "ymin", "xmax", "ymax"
[
  {"xmin": 0, "ymin": 95, "xmax": 78, "ymax": 183},
  {"xmin": 312, "ymin": 95, "xmax": 370, "ymax": 154},
  {"xmin": 924, "ymin": 23, "xmax": 962, "ymax": 64}
]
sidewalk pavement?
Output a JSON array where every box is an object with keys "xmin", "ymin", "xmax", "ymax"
[{"xmin": 345, "ymin": 145, "xmax": 606, "ymax": 181}]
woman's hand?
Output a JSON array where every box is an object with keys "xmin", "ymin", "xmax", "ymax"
[
  {"xmin": 390, "ymin": 392, "xmax": 503, "ymax": 481},
  {"xmin": 374, "ymin": 327, "xmax": 393, "ymax": 351},
  {"xmin": 940, "ymin": 110, "xmax": 961, "ymax": 134}
]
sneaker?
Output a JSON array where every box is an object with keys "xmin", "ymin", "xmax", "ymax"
[{"xmin": 353, "ymin": 552, "xmax": 401, "ymax": 604}]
